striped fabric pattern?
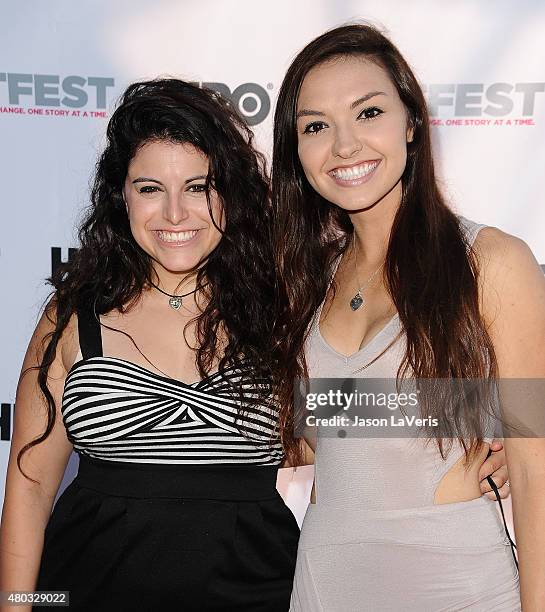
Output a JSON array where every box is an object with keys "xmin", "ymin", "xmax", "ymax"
[{"xmin": 62, "ymin": 356, "xmax": 283, "ymax": 465}]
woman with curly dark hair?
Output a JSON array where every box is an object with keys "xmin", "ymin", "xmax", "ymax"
[{"xmin": 0, "ymin": 79, "xmax": 298, "ymax": 611}]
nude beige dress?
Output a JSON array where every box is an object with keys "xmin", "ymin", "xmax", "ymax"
[{"xmin": 290, "ymin": 217, "xmax": 520, "ymax": 611}]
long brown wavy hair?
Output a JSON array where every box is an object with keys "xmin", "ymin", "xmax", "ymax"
[
  {"xmin": 272, "ymin": 24, "xmax": 497, "ymax": 461},
  {"xmin": 18, "ymin": 79, "xmax": 280, "ymax": 478}
]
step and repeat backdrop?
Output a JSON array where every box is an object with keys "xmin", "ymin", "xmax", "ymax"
[{"xmin": 1, "ymin": 0, "xmax": 544, "ymax": 525}]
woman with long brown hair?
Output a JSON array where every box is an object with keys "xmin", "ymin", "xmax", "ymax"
[{"xmin": 272, "ymin": 24, "xmax": 545, "ymax": 610}]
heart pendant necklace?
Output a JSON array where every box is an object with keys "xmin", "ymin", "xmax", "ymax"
[
  {"xmin": 350, "ymin": 236, "xmax": 384, "ymax": 312},
  {"xmin": 149, "ymin": 280, "xmax": 200, "ymax": 310}
]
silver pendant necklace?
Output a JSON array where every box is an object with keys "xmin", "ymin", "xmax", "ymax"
[
  {"xmin": 149, "ymin": 280, "xmax": 199, "ymax": 310},
  {"xmin": 350, "ymin": 237, "xmax": 384, "ymax": 311}
]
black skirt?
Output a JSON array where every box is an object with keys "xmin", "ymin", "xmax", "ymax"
[{"xmin": 36, "ymin": 456, "xmax": 299, "ymax": 611}]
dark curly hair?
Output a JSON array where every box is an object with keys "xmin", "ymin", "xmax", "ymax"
[{"xmin": 18, "ymin": 78, "xmax": 280, "ymax": 476}]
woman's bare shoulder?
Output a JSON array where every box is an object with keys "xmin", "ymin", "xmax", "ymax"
[
  {"xmin": 29, "ymin": 298, "xmax": 79, "ymax": 374},
  {"xmin": 60, "ymin": 310, "xmax": 80, "ymax": 373},
  {"xmin": 473, "ymin": 225, "xmax": 545, "ymax": 325},
  {"xmin": 473, "ymin": 225, "xmax": 540, "ymax": 279}
]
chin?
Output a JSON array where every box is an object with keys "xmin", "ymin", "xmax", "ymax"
[
  {"xmin": 155, "ymin": 257, "xmax": 201, "ymax": 275},
  {"xmin": 329, "ymin": 196, "xmax": 378, "ymax": 213}
]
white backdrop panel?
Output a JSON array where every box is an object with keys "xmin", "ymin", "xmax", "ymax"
[{"xmin": 1, "ymin": 0, "xmax": 543, "ymax": 527}]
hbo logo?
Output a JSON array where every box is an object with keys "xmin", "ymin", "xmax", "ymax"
[{"xmin": 193, "ymin": 82, "xmax": 271, "ymax": 126}]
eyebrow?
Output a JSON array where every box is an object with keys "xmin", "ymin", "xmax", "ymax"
[
  {"xmin": 296, "ymin": 91, "xmax": 387, "ymax": 119},
  {"xmin": 132, "ymin": 174, "xmax": 207, "ymax": 185}
]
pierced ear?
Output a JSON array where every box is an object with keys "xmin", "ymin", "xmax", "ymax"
[
  {"xmin": 122, "ymin": 191, "xmax": 128, "ymax": 212},
  {"xmin": 406, "ymin": 113, "xmax": 415, "ymax": 143}
]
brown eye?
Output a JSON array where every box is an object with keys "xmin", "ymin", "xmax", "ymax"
[
  {"xmin": 357, "ymin": 107, "xmax": 383, "ymax": 121},
  {"xmin": 303, "ymin": 121, "xmax": 327, "ymax": 135},
  {"xmin": 187, "ymin": 184, "xmax": 207, "ymax": 193},
  {"xmin": 138, "ymin": 185, "xmax": 161, "ymax": 194}
]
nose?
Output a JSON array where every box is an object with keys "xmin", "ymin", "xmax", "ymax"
[
  {"xmin": 163, "ymin": 192, "xmax": 189, "ymax": 225},
  {"xmin": 332, "ymin": 125, "xmax": 362, "ymax": 159}
]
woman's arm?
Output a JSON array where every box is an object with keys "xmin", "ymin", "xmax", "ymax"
[
  {"xmin": 479, "ymin": 228, "xmax": 545, "ymax": 611},
  {"xmin": 0, "ymin": 307, "xmax": 74, "ymax": 605},
  {"xmin": 479, "ymin": 438, "xmax": 511, "ymax": 500}
]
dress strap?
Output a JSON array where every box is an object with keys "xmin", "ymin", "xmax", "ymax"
[
  {"xmin": 458, "ymin": 215, "xmax": 487, "ymax": 248},
  {"xmin": 77, "ymin": 305, "xmax": 103, "ymax": 359}
]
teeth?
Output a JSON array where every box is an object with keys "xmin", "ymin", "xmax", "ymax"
[
  {"xmin": 156, "ymin": 230, "xmax": 198, "ymax": 243},
  {"xmin": 332, "ymin": 161, "xmax": 379, "ymax": 180}
]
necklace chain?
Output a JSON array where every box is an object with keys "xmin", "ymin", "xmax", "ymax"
[{"xmin": 350, "ymin": 235, "xmax": 384, "ymax": 311}]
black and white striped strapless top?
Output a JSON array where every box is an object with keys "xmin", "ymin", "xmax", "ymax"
[{"xmin": 61, "ymin": 308, "xmax": 283, "ymax": 465}]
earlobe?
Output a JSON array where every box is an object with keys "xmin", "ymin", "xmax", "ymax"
[{"xmin": 406, "ymin": 114, "xmax": 415, "ymax": 143}]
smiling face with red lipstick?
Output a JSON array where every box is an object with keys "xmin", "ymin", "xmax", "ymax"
[
  {"xmin": 296, "ymin": 55, "xmax": 413, "ymax": 213},
  {"xmin": 123, "ymin": 139, "xmax": 224, "ymax": 283}
]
